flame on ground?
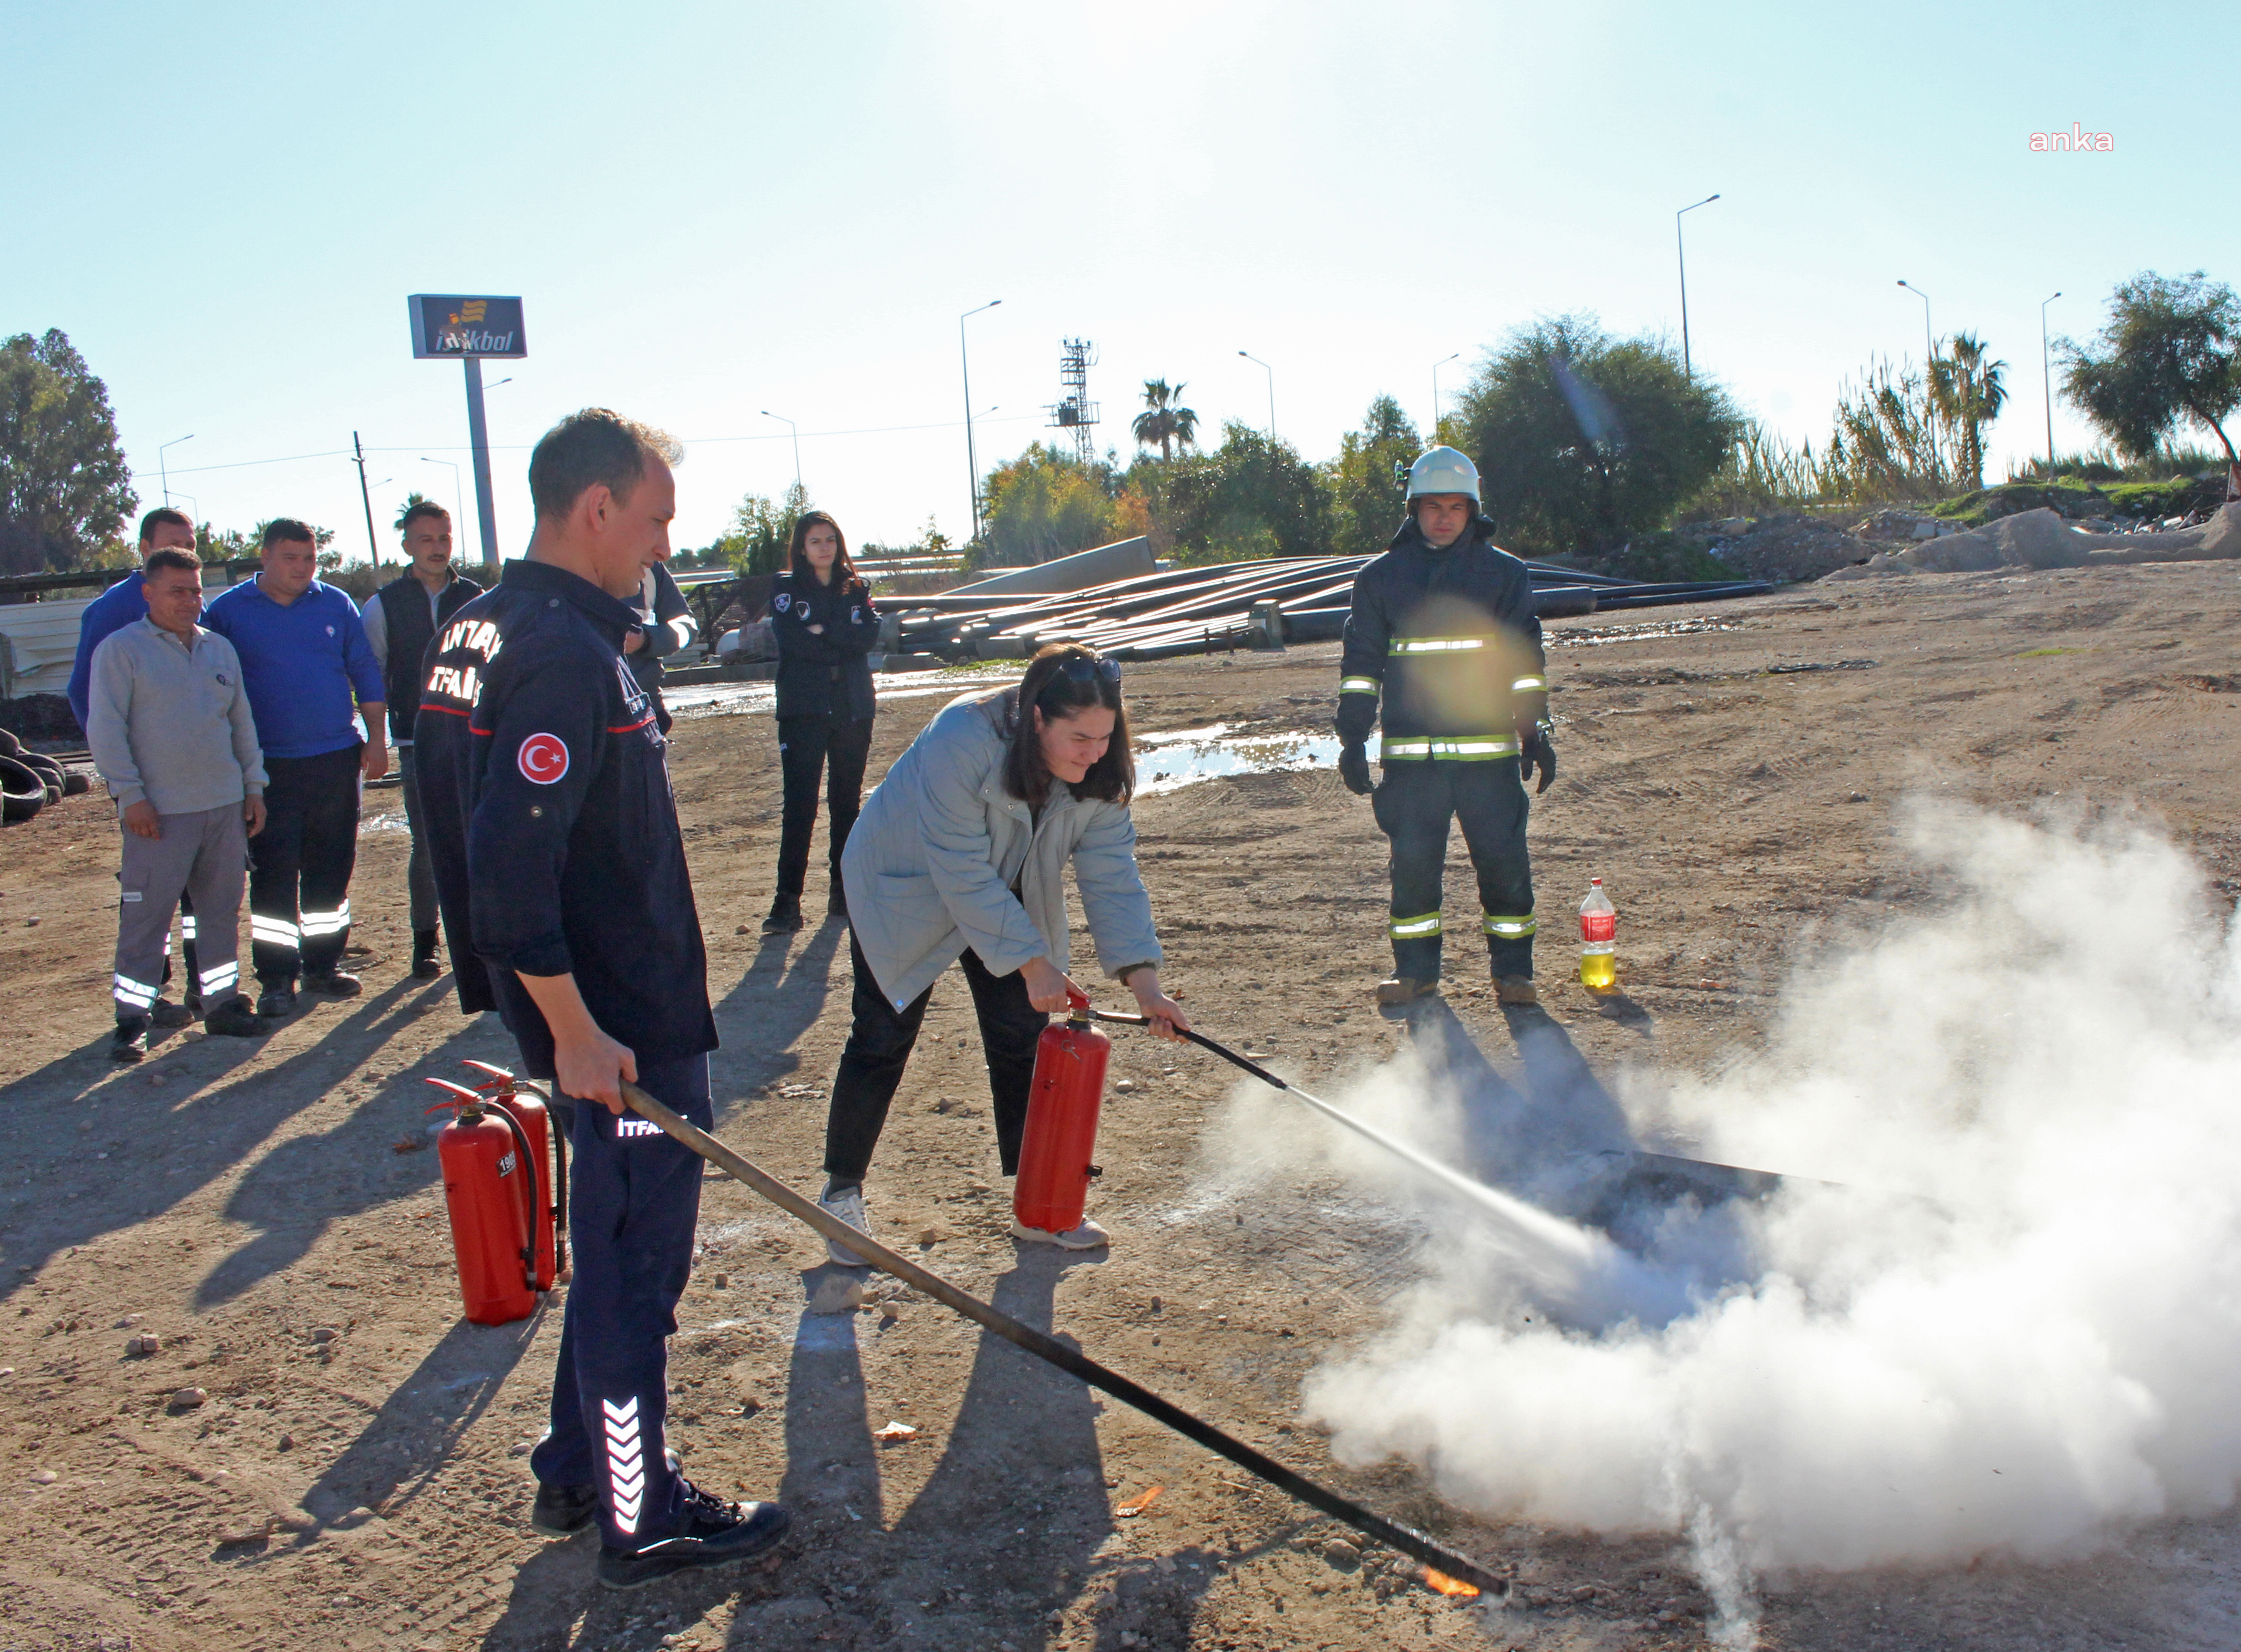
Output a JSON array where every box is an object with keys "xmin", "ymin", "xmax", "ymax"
[{"xmin": 1422, "ymin": 1566, "xmax": 1479, "ymax": 1598}]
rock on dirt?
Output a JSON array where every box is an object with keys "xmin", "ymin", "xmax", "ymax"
[
  {"xmin": 1836, "ymin": 502, "xmax": 2241, "ymax": 576},
  {"xmin": 1712, "ymin": 511, "xmax": 1878, "ymax": 582}
]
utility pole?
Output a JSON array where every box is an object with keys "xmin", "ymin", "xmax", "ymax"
[
  {"xmin": 960, "ymin": 300, "xmax": 1001, "ymax": 542},
  {"xmin": 2041, "ymin": 291, "xmax": 2062, "ymax": 474},
  {"xmin": 1897, "ymin": 280, "xmax": 1937, "ymax": 469},
  {"xmin": 352, "ymin": 431, "xmax": 383, "ymax": 569},
  {"xmin": 1675, "ymin": 194, "xmax": 1719, "ymax": 380}
]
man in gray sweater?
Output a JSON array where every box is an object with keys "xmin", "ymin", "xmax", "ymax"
[{"xmin": 86, "ymin": 549, "xmax": 270, "ymax": 1060}]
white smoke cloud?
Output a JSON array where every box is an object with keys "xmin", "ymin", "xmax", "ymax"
[{"xmin": 1228, "ymin": 803, "xmax": 2241, "ymax": 1605}]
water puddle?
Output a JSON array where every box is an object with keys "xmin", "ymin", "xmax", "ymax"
[
  {"xmin": 664, "ymin": 668, "xmax": 1018, "ymax": 721},
  {"xmin": 1547, "ymin": 617, "xmax": 1747, "ymax": 647},
  {"xmin": 1135, "ymin": 723, "xmax": 1340, "ymax": 795}
]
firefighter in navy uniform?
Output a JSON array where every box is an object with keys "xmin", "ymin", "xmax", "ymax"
[
  {"xmin": 1335, "ymin": 446, "xmax": 1556, "ymax": 1008},
  {"xmin": 415, "ymin": 409, "xmax": 790, "ymax": 1591}
]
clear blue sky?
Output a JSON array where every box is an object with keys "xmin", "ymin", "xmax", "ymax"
[{"xmin": 6, "ymin": 0, "xmax": 2234, "ymax": 565}]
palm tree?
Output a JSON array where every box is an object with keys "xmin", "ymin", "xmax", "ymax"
[
  {"xmin": 1132, "ymin": 379, "xmax": 1199, "ymax": 461},
  {"xmin": 1930, "ymin": 333, "xmax": 2009, "ymax": 490}
]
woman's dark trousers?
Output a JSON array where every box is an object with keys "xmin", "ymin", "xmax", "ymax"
[
  {"xmin": 824, "ymin": 933, "xmax": 1048, "ymax": 1183},
  {"xmin": 774, "ymin": 714, "xmax": 873, "ymax": 900}
]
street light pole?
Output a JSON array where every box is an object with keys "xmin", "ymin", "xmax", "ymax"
[
  {"xmin": 760, "ymin": 411, "xmax": 802, "ymax": 495},
  {"xmin": 1675, "ymin": 194, "xmax": 1719, "ymax": 380},
  {"xmin": 960, "ymin": 300, "xmax": 1001, "ymax": 542},
  {"xmin": 420, "ymin": 456, "xmax": 465, "ymax": 534},
  {"xmin": 1431, "ymin": 353, "xmax": 1459, "ymax": 438},
  {"xmin": 1896, "ymin": 280, "xmax": 1935, "ymax": 372},
  {"xmin": 2040, "ymin": 291, "xmax": 2062, "ymax": 474},
  {"xmin": 1238, "ymin": 351, "xmax": 1276, "ymax": 442},
  {"xmin": 158, "ymin": 433, "xmax": 195, "ymax": 505}
]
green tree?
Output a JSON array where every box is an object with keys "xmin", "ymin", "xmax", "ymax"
[
  {"xmin": 1327, "ymin": 395, "xmax": 1420, "ymax": 557},
  {"xmin": 705, "ymin": 481, "xmax": 810, "ymax": 575},
  {"xmin": 1130, "ymin": 378, "xmax": 1199, "ymax": 461},
  {"xmin": 979, "ymin": 443, "xmax": 1124, "ymax": 568},
  {"xmin": 0, "ymin": 328, "xmax": 136, "ymax": 575},
  {"xmin": 1158, "ymin": 421, "xmax": 1331, "ymax": 564},
  {"xmin": 1452, "ymin": 315, "xmax": 1741, "ymax": 560},
  {"xmin": 2061, "ymin": 271, "xmax": 2241, "ymax": 462},
  {"xmin": 1930, "ymin": 332, "xmax": 2008, "ymax": 490}
]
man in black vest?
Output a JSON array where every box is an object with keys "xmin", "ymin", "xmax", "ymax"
[{"xmin": 359, "ymin": 501, "xmax": 482, "ymax": 978}]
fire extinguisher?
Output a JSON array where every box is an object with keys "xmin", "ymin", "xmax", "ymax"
[
  {"xmin": 459, "ymin": 1060, "xmax": 567, "ymax": 1288},
  {"xmin": 1015, "ymin": 987, "xmax": 1110, "ymax": 1236},
  {"xmin": 425, "ymin": 1077, "xmax": 551, "ymax": 1327}
]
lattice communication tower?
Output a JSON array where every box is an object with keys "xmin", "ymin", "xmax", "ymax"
[{"xmin": 1045, "ymin": 338, "xmax": 1099, "ymax": 464}]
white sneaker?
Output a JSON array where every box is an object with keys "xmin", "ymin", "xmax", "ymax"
[
  {"xmin": 1010, "ymin": 1215, "xmax": 1111, "ymax": 1251},
  {"xmin": 820, "ymin": 1185, "xmax": 873, "ymax": 1266}
]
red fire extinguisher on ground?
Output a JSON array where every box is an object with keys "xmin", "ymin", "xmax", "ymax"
[
  {"xmin": 424, "ymin": 1068, "xmax": 566, "ymax": 1326},
  {"xmin": 459, "ymin": 1060, "xmax": 566, "ymax": 1289},
  {"xmin": 1015, "ymin": 987, "xmax": 1111, "ymax": 1236}
]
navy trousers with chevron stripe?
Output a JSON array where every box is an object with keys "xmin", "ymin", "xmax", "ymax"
[{"xmin": 530, "ymin": 1054, "xmax": 712, "ymax": 1549}]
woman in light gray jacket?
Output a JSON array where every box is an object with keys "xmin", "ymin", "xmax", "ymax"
[{"xmin": 820, "ymin": 644, "xmax": 1189, "ymax": 1256}]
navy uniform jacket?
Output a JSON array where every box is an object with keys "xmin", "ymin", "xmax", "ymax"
[
  {"xmin": 414, "ymin": 557, "xmax": 717, "ymax": 1078},
  {"xmin": 769, "ymin": 570, "xmax": 878, "ymax": 722},
  {"xmin": 1335, "ymin": 514, "xmax": 1549, "ymax": 760}
]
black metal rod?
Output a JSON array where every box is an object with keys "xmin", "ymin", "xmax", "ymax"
[{"xmin": 616, "ymin": 1080, "xmax": 1505, "ymax": 1596}]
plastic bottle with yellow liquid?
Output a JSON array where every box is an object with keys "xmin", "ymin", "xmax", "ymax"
[{"xmin": 1579, "ymin": 879, "xmax": 1617, "ymax": 990}]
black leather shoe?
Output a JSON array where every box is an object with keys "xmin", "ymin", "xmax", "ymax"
[
  {"xmin": 109, "ymin": 1019, "xmax": 147, "ymax": 1064},
  {"xmin": 595, "ymin": 1484, "xmax": 790, "ymax": 1591},
  {"xmin": 760, "ymin": 897, "xmax": 802, "ymax": 936},
  {"xmin": 255, "ymin": 985, "xmax": 297, "ymax": 1019},
  {"xmin": 826, "ymin": 883, "xmax": 848, "ymax": 921},
  {"xmin": 148, "ymin": 999, "xmax": 196, "ymax": 1029},
  {"xmin": 529, "ymin": 1480, "xmax": 599, "ymax": 1539},
  {"xmin": 410, "ymin": 929, "xmax": 442, "ymax": 979},
  {"xmin": 300, "ymin": 970, "xmax": 362, "ymax": 998},
  {"xmin": 202, "ymin": 997, "xmax": 266, "ymax": 1038}
]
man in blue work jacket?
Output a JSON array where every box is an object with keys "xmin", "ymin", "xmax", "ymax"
[
  {"xmin": 68, "ymin": 506, "xmax": 206, "ymax": 1019},
  {"xmin": 415, "ymin": 408, "xmax": 790, "ymax": 1591},
  {"xmin": 202, "ymin": 521, "xmax": 388, "ymax": 1017}
]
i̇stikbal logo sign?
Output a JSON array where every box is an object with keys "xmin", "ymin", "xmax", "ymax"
[{"xmin": 407, "ymin": 294, "xmax": 528, "ymax": 359}]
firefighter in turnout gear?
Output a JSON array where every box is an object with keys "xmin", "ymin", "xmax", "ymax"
[{"xmin": 1335, "ymin": 446, "xmax": 1556, "ymax": 1008}]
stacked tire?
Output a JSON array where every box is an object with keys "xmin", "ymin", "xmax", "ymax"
[{"xmin": 0, "ymin": 729, "xmax": 87, "ymax": 823}]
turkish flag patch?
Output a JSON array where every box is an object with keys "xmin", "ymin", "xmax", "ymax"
[{"xmin": 517, "ymin": 732, "xmax": 570, "ymax": 784}]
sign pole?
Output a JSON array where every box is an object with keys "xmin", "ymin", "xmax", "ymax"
[{"xmin": 464, "ymin": 357, "xmax": 500, "ymax": 572}]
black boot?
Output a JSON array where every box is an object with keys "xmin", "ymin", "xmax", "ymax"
[
  {"xmin": 412, "ymin": 928, "xmax": 443, "ymax": 979},
  {"xmin": 760, "ymin": 895, "xmax": 803, "ymax": 935},
  {"xmin": 826, "ymin": 881, "xmax": 848, "ymax": 922}
]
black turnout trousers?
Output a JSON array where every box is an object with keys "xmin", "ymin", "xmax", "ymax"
[
  {"xmin": 250, "ymin": 744, "xmax": 362, "ymax": 984},
  {"xmin": 775, "ymin": 713, "xmax": 873, "ymax": 900},
  {"xmin": 824, "ymin": 932, "xmax": 1048, "ymax": 1183},
  {"xmin": 1372, "ymin": 756, "xmax": 1536, "ymax": 982}
]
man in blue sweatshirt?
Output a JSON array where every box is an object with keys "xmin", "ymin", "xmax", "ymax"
[
  {"xmin": 203, "ymin": 521, "xmax": 387, "ymax": 1017},
  {"xmin": 68, "ymin": 507, "xmax": 207, "ymax": 1018}
]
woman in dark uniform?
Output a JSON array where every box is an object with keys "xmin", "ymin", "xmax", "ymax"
[{"xmin": 762, "ymin": 511, "xmax": 878, "ymax": 934}]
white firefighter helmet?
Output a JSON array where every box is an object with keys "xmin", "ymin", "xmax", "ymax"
[{"xmin": 1406, "ymin": 445, "xmax": 1480, "ymax": 504}]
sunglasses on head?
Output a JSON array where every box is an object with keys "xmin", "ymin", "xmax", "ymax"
[{"xmin": 1035, "ymin": 652, "xmax": 1121, "ymax": 710}]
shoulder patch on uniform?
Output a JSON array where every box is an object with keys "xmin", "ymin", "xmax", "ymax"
[
  {"xmin": 773, "ymin": 593, "xmax": 791, "ymax": 613},
  {"xmin": 518, "ymin": 733, "xmax": 570, "ymax": 784}
]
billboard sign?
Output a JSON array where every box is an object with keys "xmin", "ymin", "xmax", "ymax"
[{"xmin": 407, "ymin": 294, "xmax": 527, "ymax": 359}]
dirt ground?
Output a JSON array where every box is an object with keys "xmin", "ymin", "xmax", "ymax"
[{"xmin": 7, "ymin": 561, "xmax": 2241, "ymax": 1652}]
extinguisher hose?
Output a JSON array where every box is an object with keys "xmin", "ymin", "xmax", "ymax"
[
  {"xmin": 1086, "ymin": 1011, "xmax": 1522, "ymax": 1219},
  {"xmin": 486, "ymin": 1101, "xmax": 543, "ymax": 1292},
  {"xmin": 616, "ymin": 1079, "xmax": 1506, "ymax": 1598}
]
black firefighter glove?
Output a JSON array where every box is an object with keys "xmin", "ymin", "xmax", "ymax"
[
  {"xmin": 1338, "ymin": 742, "xmax": 1375, "ymax": 797},
  {"xmin": 1518, "ymin": 722, "xmax": 1557, "ymax": 794}
]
